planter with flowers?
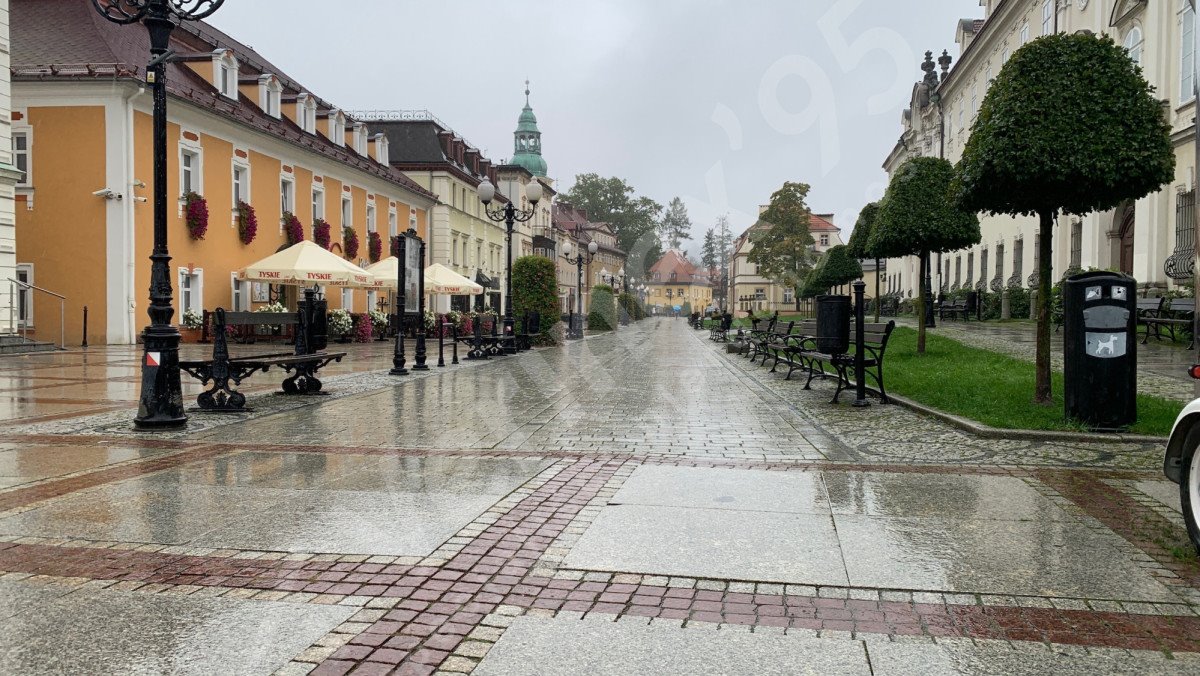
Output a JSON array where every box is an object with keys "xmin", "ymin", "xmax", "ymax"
[
  {"xmin": 353, "ymin": 313, "xmax": 373, "ymax": 343},
  {"xmin": 313, "ymin": 218, "xmax": 331, "ymax": 249},
  {"xmin": 282, "ymin": 211, "xmax": 304, "ymax": 246},
  {"xmin": 179, "ymin": 308, "xmax": 203, "ymax": 343},
  {"xmin": 368, "ymin": 231, "xmax": 383, "ymax": 263},
  {"xmin": 343, "ymin": 225, "xmax": 359, "ymax": 260},
  {"xmin": 328, "ymin": 308, "xmax": 353, "ymax": 342},
  {"xmin": 236, "ymin": 201, "xmax": 257, "ymax": 245},
  {"xmin": 183, "ymin": 192, "xmax": 208, "ymax": 240},
  {"xmin": 369, "ymin": 309, "xmax": 389, "ymax": 340}
]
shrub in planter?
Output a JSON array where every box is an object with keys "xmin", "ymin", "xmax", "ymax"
[
  {"xmin": 236, "ymin": 201, "xmax": 257, "ymax": 245},
  {"xmin": 1007, "ymin": 286, "xmax": 1031, "ymax": 319},
  {"xmin": 343, "ymin": 225, "xmax": 359, "ymax": 260},
  {"xmin": 588, "ymin": 284, "xmax": 617, "ymax": 332},
  {"xmin": 352, "ymin": 313, "xmax": 372, "ymax": 343},
  {"xmin": 180, "ymin": 309, "xmax": 203, "ymax": 329},
  {"xmin": 282, "ymin": 211, "xmax": 304, "ymax": 246},
  {"xmin": 369, "ymin": 310, "xmax": 389, "ymax": 337},
  {"xmin": 184, "ymin": 192, "xmax": 208, "ymax": 240},
  {"xmin": 313, "ymin": 219, "xmax": 331, "ymax": 249},
  {"xmin": 511, "ymin": 255, "xmax": 560, "ymax": 345}
]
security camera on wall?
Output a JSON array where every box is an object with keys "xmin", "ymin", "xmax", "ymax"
[{"xmin": 92, "ymin": 188, "xmax": 122, "ymax": 200}]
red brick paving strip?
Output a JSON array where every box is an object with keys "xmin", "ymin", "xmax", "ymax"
[{"xmin": 1038, "ymin": 469, "xmax": 1200, "ymax": 589}]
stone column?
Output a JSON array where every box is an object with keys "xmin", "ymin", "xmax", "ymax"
[{"xmin": 1001, "ymin": 288, "xmax": 1011, "ymax": 320}]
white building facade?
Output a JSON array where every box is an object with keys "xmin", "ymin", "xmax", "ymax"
[{"xmin": 883, "ymin": 0, "xmax": 1198, "ymax": 300}]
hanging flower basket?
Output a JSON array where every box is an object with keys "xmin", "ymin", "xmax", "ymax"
[
  {"xmin": 184, "ymin": 192, "xmax": 208, "ymax": 240},
  {"xmin": 236, "ymin": 201, "xmax": 257, "ymax": 245},
  {"xmin": 390, "ymin": 234, "xmax": 401, "ymax": 257},
  {"xmin": 313, "ymin": 218, "xmax": 332, "ymax": 249},
  {"xmin": 343, "ymin": 225, "xmax": 359, "ymax": 260},
  {"xmin": 368, "ymin": 231, "xmax": 382, "ymax": 263},
  {"xmin": 282, "ymin": 211, "xmax": 304, "ymax": 245}
]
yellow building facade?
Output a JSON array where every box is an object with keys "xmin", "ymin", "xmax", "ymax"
[
  {"xmin": 646, "ymin": 249, "xmax": 713, "ymax": 314},
  {"xmin": 11, "ymin": 2, "xmax": 435, "ymax": 346}
]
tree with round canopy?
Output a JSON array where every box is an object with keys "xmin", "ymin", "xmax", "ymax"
[
  {"xmin": 812, "ymin": 245, "xmax": 863, "ymax": 292},
  {"xmin": 870, "ymin": 156, "xmax": 980, "ymax": 354},
  {"xmin": 846, "ymin": 202, "xmax": 882, "ymax": 321},
  {"xmin": 953, "ymin": 33, "xmax": 1174, "ymax": 403}
]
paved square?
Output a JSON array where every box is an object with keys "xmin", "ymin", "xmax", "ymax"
[{"xmin": 610, "ymin": 465, "xmax": 829, "ymax": 513}]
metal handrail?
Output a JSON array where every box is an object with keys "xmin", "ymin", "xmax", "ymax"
[{"xmin": 7, "ymin": 278, "xmax": 65, "ymax": 349}]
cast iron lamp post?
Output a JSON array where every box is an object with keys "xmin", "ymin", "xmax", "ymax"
[
  {"xmin": 92, "ymin": 0, "xmax": 225, "ymax": 429},
  {"xmin": 561, "ymin": 240, "xmax": 597, "ymax": 339},
  {"xmin": 478, "ymin": 179, "xmax": 541, "ymax": 353}
]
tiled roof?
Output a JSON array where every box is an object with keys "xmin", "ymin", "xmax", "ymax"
[
  {"xmin": 11, "ymin": 0, "xmax": 436, "ymax": 202},
  {"xmin": 649, "ymin": 249, "xmax": 711, "ymax": 286}
]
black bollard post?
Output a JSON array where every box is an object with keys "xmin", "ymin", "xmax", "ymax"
[
  {"xmin": 452, "ymin": 324, "xmax": 459, "ymax": 364},
  {"xmin": 82, "ymin": 306, "xmax": 89, "ymax": 348},
  {"xmin": 438, "ymin": 322, "xmax": 446, "ymax": 367},
  {"xmin": 852, "ymin": 281, "xmax": 869, "ymax": 408}
]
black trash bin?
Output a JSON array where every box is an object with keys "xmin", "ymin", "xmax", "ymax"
[
  {"xmin": 1062, "ymin": 271, "xmax": 1136, "ymax": 430},
  {"xmin": 816, "ymin": 295, "xmax": 851, "ymax": 354}
]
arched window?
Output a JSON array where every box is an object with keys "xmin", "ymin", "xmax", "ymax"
[{"xmin": 1124, "ymin": 26, "xmax": 1144, "ymax": 66}]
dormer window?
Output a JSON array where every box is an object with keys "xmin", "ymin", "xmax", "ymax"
[
  {"xmin": 371, "ymin": 133, "xmax": 390, "ymax": 163},
  {"xmin": 212, "ymin": 49, "xmax": 238, "ymax": 99},
  {"xmin": 258, "ymin": 74, "xmax": 282, "ymax": 119},
  {"xmin": 326, "ymin": 109, "xmax": 345, "ymax": 147},
  {"xmin": 295, "ymin": 93, "xmax": 317, "ymax": 134},
  {"xmin": 352, "ymin": 122, "xmax": 368, "ymax": 156}
]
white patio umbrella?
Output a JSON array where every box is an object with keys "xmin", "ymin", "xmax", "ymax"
[
  {"xmin": 237, "ymin": 241, "xmax": 383, "ymax": 288},
  {"xmin": 364, "ymin": 259, "xmax": 483, "ymax": 295}
]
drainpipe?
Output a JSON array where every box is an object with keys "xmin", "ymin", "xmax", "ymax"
[
  {"xmin": 125, "ymin": 83, "xmax": 147, "ymax": 345},
  {"xmin": 1192, "ymin": 0, "xmax": 1200, "ymax": 395}
]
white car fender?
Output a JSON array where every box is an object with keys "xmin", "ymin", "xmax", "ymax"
[{"xmin": 1165, "ymin": 397, "xmax": 1200, "ymax": 483}]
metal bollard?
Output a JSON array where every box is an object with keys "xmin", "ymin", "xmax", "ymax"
[
  {"xmin": 852, "ymin": 281, "xmax": 869, "ymax": 408},
  {"xmin": 438, "ymin": 322, "xmax": 446, "ymax": 367},
  {"xmin": 452, "ymin": 324, "xmax": 459, "ymax": 364},
  {"xmin": 82, "ymin": 306, "xmax": 89, "ymax": 348}
]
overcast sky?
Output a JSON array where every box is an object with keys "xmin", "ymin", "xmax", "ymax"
[{"xmin": 209, "ymin": 0, "xmax": 981, "ymax": 254}]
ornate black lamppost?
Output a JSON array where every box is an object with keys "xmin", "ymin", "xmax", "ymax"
[
  {"xmin": 414, "ymin": 235, "xmax": 428, "ymax": 371},
  {"xmin": 561, "ymin": 240, "xmax": 597, "ymax": 340},
  {"xmin": 477, "ymin": 178, "xmax": 541, "ymax": 353},
  {"xmin": 391, "ymin": 233, "xmax": 410, "ymax": 376},
  {"xmin": 92, "ymin": 0, "xmax": 225, "ymax": 429}
]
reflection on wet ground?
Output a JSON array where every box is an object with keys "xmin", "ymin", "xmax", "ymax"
[{"xmin": 0, "ymin": 319, "xmax": 1195, "ymax": 674}]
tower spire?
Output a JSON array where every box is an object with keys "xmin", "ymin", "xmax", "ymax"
[{"xmin": 525, "ymin": 79, "xmax": 530, "ymax": 105}]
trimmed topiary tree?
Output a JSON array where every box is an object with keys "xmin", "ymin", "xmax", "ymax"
[
  {"xmin": 847, "ymin": 202, "xmax": 882, "ymax": 321},
  {"xmin": 954, "ymin": 32, "xmax": 1174, "ymax": 404},
  {"xmin": 511, "ymin": 255, "xmax": 560, "ymax": 345},
  {"xmin": 588, "ymin": 284, "xmax": 617, "ymax": 332},
  {"xmin": 870, "ymin": 156, "xmax": 980, "ymax": 354},
  {"xmin": 812, "ymin": 244, "xmax": 862, "ymax": 292},
  {"xmin": 799, "ymin": 267, "xmax": 825, "ymax": 299}
]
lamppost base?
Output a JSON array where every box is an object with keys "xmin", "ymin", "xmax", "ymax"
[
  {"xmin": 390, "ymin": 367, "xmax": 409, "ymax": 376},
  {"xmin": 133, "ymin": 328, "xmax": 187, "ymax": 430},
  {"xmin": 852, "ymin": 399, "xmax": 871, "ymax": 408},
  {"xmin": 413, "ymin": 365, "xmax": 429, "ymax": 371}
]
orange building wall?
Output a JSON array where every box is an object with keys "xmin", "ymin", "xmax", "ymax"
[{"xmin": 15, "ymin": 106, "xmax": 108, "ymax": 347}]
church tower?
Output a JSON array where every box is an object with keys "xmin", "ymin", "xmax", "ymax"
[{"xmin": 511, "ymin": 81, "xmax": 547, "ymax": 177}]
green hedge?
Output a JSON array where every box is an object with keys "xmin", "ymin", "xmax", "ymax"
[
  {"xmin": 512, "ymin": 255, "xmax": 560, "ymax": 345},
  {"xmin": 588, "ymin": 284, "xmax": 617, "ymax": 331}
]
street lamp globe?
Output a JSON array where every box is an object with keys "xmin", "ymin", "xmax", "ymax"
[
  {"xmin": 525, "ymin": 180, "xmax": 543, "ymax": 204},
  {"xmin": 587, "ymin": 241, "xmax": 598, "ymax": 255},
  {"xmin": 562, "ymin": 241, "xmax": 573, "ymax": 257},
  {"xmin": 477, "ymin": 179, "xmax": 496, "ymax": 205}
]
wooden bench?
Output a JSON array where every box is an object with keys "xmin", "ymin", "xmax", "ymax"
[
  {"xmin": 1142, "ymin": 297, "xmax": 1195, "ymax": 348},
  {"xmin": 180, "ymin": 296, "xmax": 346, "ymax": 411},
  {"xmin": 798, "ymin": 321, "xmax": 896, "ymax": 404},
  {"xmin": 515, "ymin": 311, "xmax": 541, "ymax": 351},
  {"xmin": 752, "ymin": 320, "xmax": 794, "ymax": 365},
  {"xmin": 745, "ymin": 313, "xmax": 779, "ymax": 361},
  {"xmin": 767, "ymin": 320, "xmax": 818, "ymax": 380},
  {"xmin": 458, "ymin": 316, "xmax": 514, "ymax": 359}
]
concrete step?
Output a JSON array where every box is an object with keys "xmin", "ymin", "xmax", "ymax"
[{"xmin": 0, "ymin": 335, "xmax": 59, "ymax": 354}]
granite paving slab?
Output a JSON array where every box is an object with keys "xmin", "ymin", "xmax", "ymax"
[
  {"xmin": 1134, "ymin": 480, "xmax": 1183, "ymax": 515},
  {"xmin": 0, "ymin": 585, "xmax": 354, "ymax": 675},
  {"xmin": 868, "ymin": 637, "xmax": 1200, "ymax": 675},
  {"xmin": 835, "ymin": 514, "xmax": 1180, "ymax": 601},
  {"xmin": 473, "ymin": 615, "xmax": 871, "ymax": 676},
  {"xmin": 609, "ymin": 465, "xmax": 829, "ymax": 514},
  {"xmin": 561, "ymin": 504, "xmax": 849, "ymax": 586},
  {"xmin": 824, "ymin": 472, "xmax": 1073, "ymax": 521},
  {"xmin": 0, "ymin": 579, "xmax": 75, "ymax": 622}
]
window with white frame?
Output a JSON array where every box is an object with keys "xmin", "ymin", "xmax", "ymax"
[
  {"xmin": 280, "ymin": 176, "xmax": 294, "ymax": 215},
  {"xmin": 971, "ymin": 85, "xmax": 978, "ymax": 115},
  {"xmin": 341, "ymin": 196, "xmax": 352, "ymax": 228},
  {"xmin": 367, "ymin": 290, "xmax": 377, "ymax": 312},
  {"xmin": 1185, "ymin": 4, "xmax": 1197, "ymax": 102},
  {"xmin": 451, "ymin": 236, "xmax": 458, "ymax": 265},
  {"xmin": 366, "ymin": 204, "xmax": 376, "ymax": 234},
  {"xmin": 1002, "ymin": 47, "xmax": 1010, "ymax": 64},
  {"xmin": 259, "ymin": 75, "xmax": 282, "ymax": 119},
  {"xmin": 476, "ymin": 243, "xmax": 482, "ymax": 270},
  {"xmin": 232, "ymin": 163, "xmax": 249, "ymax": 206},
  {"xmin": 178, "ymin": 267, "xmax": 203, "ymax": 315},
  {"xmin": 1020, "ymin": 22, "xmax": 1029, "ymax": 45},
  {"xmin": 12, "ymin": 131, "xmax": 29, "ymax": 186},
  {"xmin": 1124, "ymin": 26, "xmax": 1144, "ymax": 66},
  {"xmin": 985, "ymin": 66, "xmax": 994, "ymax": 85},
  {"xmin": 341, "ymin": 288, "xmax": 353, "ymax": 312},
  {"xmin": 213, "ymin": 51, "xmax": 238, "ymax": 99},
  {"xmin": 388, "ymin": 210, "xmax": 397, "ymax": 238},
  {"xmin": 230, "ymin": 273, "xmax": 248, "ymax": 311},
  {"xmin": 1042, "ymin": 0, "xmax": 1054, "ymax": 35},
  {"xmin": 16, "ymin": 264, "xmax": 32, "ymax": 326},
  {"xmin": 312, "ymin": 188, "xmax": 323, "ymax": 222},
  {"xmin": 180, "ymin": 146, "xmax": 201, "ymax": 196}
]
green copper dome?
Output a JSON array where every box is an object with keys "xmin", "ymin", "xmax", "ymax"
[{"xmin": 512, "ymin": 81, "xmax": 547, "ymax": 177}]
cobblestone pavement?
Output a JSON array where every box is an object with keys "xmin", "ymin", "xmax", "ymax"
[{"xmin": 0, "ymin": 318, "xmax": 1198, "ymax": 674}]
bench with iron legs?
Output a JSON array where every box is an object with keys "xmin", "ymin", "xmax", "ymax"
[
  {"xmin": 1140, "ymin": 297, "xmax": 1195, "ymax": 349},
  {"xmin": 515, "ymin": 311, "xmax": 541, "ymax": 351},
  {"xmin": 458, "ymin": 317, "xmax": 513, "ymax": 360},
  {"xmin": 766, "ymin": 321, "xmax": 818, "ymax": 380},
  {"xmin": 753, "ymin": 321, "xmax": 796, "ymax": 366},
  {"xmin": 798, "ymin": 321, "xmax": 896, "ymax": 404},
  {"xmin": 745, "ymin": 314, "xmax": 779, "ymax": 361},
  {"xmin": 709, "ymin": 315, "xmax": 733, "ymax": 342},
  {"xmin": 180, "ymin": 297, "xmax": 346, "ymax": 411},
  {"xmin": 937, "ymin": 300, "xmax": 973, "ymax": 321}
]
